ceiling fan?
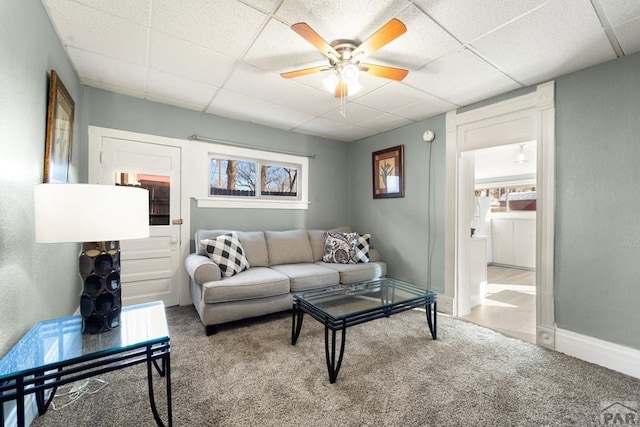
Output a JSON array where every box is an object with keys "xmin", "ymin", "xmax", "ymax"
[{"xmin": 280, "ymin": 18, "xmax": 409, "ymax": 98}]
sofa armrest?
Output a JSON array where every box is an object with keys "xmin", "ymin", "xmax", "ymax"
[
  {"xmin": 185, "ymin": 253, "xmax": 222, "ymax": 286},
  {"xmin": 369, "ymin": 248, "xmax": 381, "ymax": 263}
]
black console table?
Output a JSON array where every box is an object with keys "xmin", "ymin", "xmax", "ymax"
[{"xmin": 0, "ymin": 301, "xmax": 171, "ymax": 426}]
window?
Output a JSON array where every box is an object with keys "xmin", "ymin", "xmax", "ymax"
[{"xmin": 196, "ymin": 142, "xmax": 308, "ymax": 209}]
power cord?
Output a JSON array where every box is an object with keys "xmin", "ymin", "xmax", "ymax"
[{"xmin": 51, "ymin": 378, "xmax": 109, "ymax": 411}]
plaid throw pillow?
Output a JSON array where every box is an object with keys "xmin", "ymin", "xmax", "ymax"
[
  {"xmin": 200, "ymin": 233, "xmax": 250, "ymax": 277},
  {"xmin": 352, "ymin": 234, "xmax": 371, "ymax": 263}
]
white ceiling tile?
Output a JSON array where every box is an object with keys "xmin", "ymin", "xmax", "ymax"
[
  {"xmin": 208, "ymin": 89, "xmax": 315, "ymax": 130},
  {"xmin": 146, "ymin": 70, "xmax": 218, "ymax": 110},
  {"xmin": 614, "ymin": 16, "xmax": 640, "ymax": 55},
  {"xmin": 149, "ymin": 31, "xmax": 237, "ymax": 87},
  {"xmin": 373, "ymin": 4, "xmax": 461, "ymax": 69},
  {"xmin": 275, "ymin": 0, "xmax": 409, "ymax": 42},
  {"xmin": 240, "ymin": 0, "xmax": 280, "ymax": 14},
  {"xmin": 68, "ymin": 47, "xmax": 147, "ymax": 92},
  {"xmin": 322, "ymin": 103, "xmax": 385, "ymax": 126},
  {"xmin": 243, "ymin": 18, "xmax": 329, "ymax": 72},
  {"xmin": 330, "ymin": 126, "xmax": 380, "ymax": 142},
  {"xmin": 412, "ymin": 0, "xmax": 548, "ymax": 43},
  {"xmin": 292, "ymin": 116, "xmax": 353, "ymax": 135},
  {"xmin": 42, "ymin": 0, "xmax": 148, "ymax": 65},
  {"xmin": 470, "ymin": 0, "xmax": 617, "ymax": 85},
  {"xmin": 404, "ymin": 49, "xmax": 520, "ymax": 106},
  {"xmin": 354, "ymin": 81, "xmax": 439, "ymax": 112},
  {"xmin": 597, "ymin": 0, "xmax": 640, "ymax": 26},
  {"xmin": 80, "ymin": 78, "xmax": 146, "ymax": 100},
  {"xmin": 151, "ymin": 0, "xmax": 267, "ymax": 56},
  {"xmin": 357, "ymin": 114, "xmax": 413, "ymax": 133},
  {"xmin": 392, "ymin": 97, "xmax": 456, "ymax": 121},
  {"xmin": 71, "ymin": 0, "xmax": 151, "ymax": 25}
]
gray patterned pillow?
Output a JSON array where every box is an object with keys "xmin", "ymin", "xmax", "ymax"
[
  {"xmin": 352, "ymin": 234, "xmax": 371, "ymax": 263},
  {"xmin": 323, "ymin": 232, "xmax": 357, "ymax": 264},
  {"xmin": 200, "ymin": 233, "xmax": 250, "ymax": 277}
]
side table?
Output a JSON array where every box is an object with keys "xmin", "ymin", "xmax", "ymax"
[{"xmin": 0, "ymin": 301, "xmax": 172, "ymax": 426}]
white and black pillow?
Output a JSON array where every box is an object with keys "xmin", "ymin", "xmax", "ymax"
[
  {"xmin": 352, "ymin": 233, "xmax": 371, "ymax": 263},
  {"xmin": 200, "ymin": 233, "xmax": 250, "ymax": 277},
  {"xmin": 323, "ymin": 232, "xmax": 357, "ymax": 264}
]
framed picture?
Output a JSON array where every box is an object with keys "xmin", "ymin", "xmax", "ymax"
[
  {"xmin": 372, "ymin": 145, "xmax": 404, "ymax": 199},
  {"xmin": 44, "ymin": 70, "xmax": 75, "ymax": 183}
]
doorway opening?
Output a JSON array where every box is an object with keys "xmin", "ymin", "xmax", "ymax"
[{"xmin": 459, "ymin": 142, "xmax": 537, "ymax": 343}]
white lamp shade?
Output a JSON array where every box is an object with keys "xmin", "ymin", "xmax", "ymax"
[{"xmin": 34, "ymin": 184, "xmax": 150, "ymax": 243}]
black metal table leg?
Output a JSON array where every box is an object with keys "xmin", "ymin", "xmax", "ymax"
[
  {"xmin": 425, "ymin": 301, "xmax": 437, "ymax": 340},
  {"xmin": 146, "ymin": 346, "xmax": 172, "ymax": 427},
  {"xmin": 291, "ymin": 307, "xmax": 304, "ymax": 345},
  {"xmin": 324, "ymin": 322, "xmax": 346, "ymax": 384}
]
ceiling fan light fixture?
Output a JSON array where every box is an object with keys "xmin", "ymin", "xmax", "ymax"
[
  {"xmin": 322, "ymin": 73, "xmax": 339, "ymax": 93},
  {"xmin": 514, "ymin": 144, "xmax": 528, "ymax": 164},
  {"xmin": 341, "ymin": 63, "xmax": 359, "ymax": 83}
]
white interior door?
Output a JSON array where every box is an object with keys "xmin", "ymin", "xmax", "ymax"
[{"xmin": 91, "ymin": 136, "xmax": 182, "ymax": 307}]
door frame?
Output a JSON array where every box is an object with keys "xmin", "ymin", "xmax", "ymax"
[
  {"xmin": 88, "ymin": 126, "xmax": 193, "ymax": 306},
  {"xmin": 443, "ymin": 82, "xmax": 556, "ymax": 349}
]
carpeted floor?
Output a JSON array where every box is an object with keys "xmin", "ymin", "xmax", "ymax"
[{"xmin": 32, "ymin": 305, "xmax": 640, "ymax": 426}]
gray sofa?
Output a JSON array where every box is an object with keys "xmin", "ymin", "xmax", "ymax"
[{"xmin": 185, "ymin": 227, "xmax": 387, "ymax": 335}]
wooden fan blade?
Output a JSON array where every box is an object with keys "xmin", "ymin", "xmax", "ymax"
[
  {"xmin": 352, "ymin": 18, "xmax": 407, "ymax": 59},
  {"xmin": 280, "ymin": 66, "xmax": 330, "ymax": 79},
  {"xmin": 334, "ymin": 80, "xmax": 348, "ymax": 98},
  {"xmin": 360, "ymin": 63, "xmax": 408, "ymax": 81},
  {"xmin": 291, "ymin": 23, "xmax": 339, "ymax": 59}
]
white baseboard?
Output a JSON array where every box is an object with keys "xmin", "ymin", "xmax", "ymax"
[
  {"xmin": 556, "ymin": 328, "xmax": 640, "ymax": 379},
  {"xmin": 436, "ymin": 293, "xmax": 454, "ymax": 315}
]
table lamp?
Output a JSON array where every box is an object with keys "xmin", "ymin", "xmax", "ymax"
[{"xmin": 34, "ymin": 184, "xmax": 150, "ymax": 334}]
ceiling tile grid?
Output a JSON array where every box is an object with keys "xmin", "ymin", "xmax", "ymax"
[{"xmin": 39, "ymin": 0, "xmax": 640, "ymax": 142}]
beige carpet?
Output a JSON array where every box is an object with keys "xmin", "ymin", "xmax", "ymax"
[{"xmin": 32, "ymin": 305, "xmax": 640, "ymax": 426}]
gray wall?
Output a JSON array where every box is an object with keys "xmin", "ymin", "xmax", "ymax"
[
  {"xmin": 555, "ymin": 52, "xmax": 640, "ymax": 349},
  {"xmin": 0, "ymin": 0, "xmax": 82, "ymax": 355},
  {"xmin": 81, "ymin": 88, "xmax": 351, "ymax": 235},
  {"xmin": 348, "ymin": 117, "xmax": 446, "ymax": 292}
]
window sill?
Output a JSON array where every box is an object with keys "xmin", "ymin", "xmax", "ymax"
[{"xmin": 194, "ymin": 198, "xmax": 309, "ymax": 210}]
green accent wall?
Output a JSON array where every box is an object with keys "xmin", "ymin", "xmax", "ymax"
[
  {"xmin": 0, "ymin": 0, "xmax": 82, "ymax": 355},
  {"xmin": 555, "ymin": 52, "xmax": 640, "ymax": 349}
]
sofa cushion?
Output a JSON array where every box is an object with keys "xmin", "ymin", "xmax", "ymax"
[
  {"xmin": 270, "ymin": 263, "xmax": 339, "ymax": 292},
  {"xmin": 236, "ymin": 231, "xmax": 268, "ymax": 267},
  {"xmin": 316, "ymin": 261, "xmax": 387, "ymax": 284},
  {"xmin": 201, "ymin": 234, "xmax": 250, "ymax": 277},
  {"xmin": 265, "ymin": 230, "xmax": 313, "ymax": 265},
  {"xmin": 202, "ymin": 267, "xmax": 290, "ymax": 303},
  {"xmin": 323, "ymin": 231, "xmax": 357, "ymax": 264},
  {"xmin": 307, "ymin": 230, "xmax": 326, "ymax": 262},
  {"xmin": 352, "ymin": 233, "xmax": 371, "ymax": 263}
]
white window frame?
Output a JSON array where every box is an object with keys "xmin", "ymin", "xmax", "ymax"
[{"xmin": 194, "ymin": 141, "xmax": 309, "ymax": 209}]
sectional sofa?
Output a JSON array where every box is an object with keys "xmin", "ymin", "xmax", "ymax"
[{"xmin": 185, "ymin": 227, "xmax": 387, "ymax": 335}]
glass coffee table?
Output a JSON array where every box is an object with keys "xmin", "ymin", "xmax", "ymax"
[{"xmin": 292, "ymin": 278, "xmax": 437, "ymax": 383}]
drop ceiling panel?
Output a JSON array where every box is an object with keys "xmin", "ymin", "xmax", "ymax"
[
  {"xmin": 149, "ymin": 31, "xmax": 237, "ymax": 87},
  {"xmin": 470, "ymin": 0, "xmax": 617, "ymax": 85},
  {"xmin": 331, "ymin": 126, "xmax": 380, "ymax": 142},
  {"xmin": 68, "ymin": 47, "xmax": 147, "ymax": 93},
  {"xmin": 354, "ymin": 82, "xmax": 437, "ymax": 113},
  {"xmin": 322, "ymin": 103, "xmax": 385, "ymax": 126},
  {"xmin": 146, "ymin": 70, "xmax": 218, "ymax": 110},
  {"xmin": 150, "ymin": 0, "xmax": 267, "ymax": 57},
  {"xmin": 392, "ymin": 97, "xmax": 456, "ymax": 121},
  {"xmin": 241, "ymin": 0, "xmax": 280, "ymax": 14},
  {"xmin": 357, "ymin": 114, "xmax": 413, "ymax": 133},
  {"xmin": 597, "ymin": 0, "xmax": 640, "ymax": 26},
  {"xmin": 614, "ymin": 17, "xmax": 640, "ymax": 55},
  {"xmin": 292, "ymin": 116, "xmax": 353, "ymax": 136},
  {"xmin": 42, "ymin": 0, "xmax": 148, "ymax": 65},
  {"xmin": 275, "ymin": 0, "xmax": 408, "ymax": 42},
  {"xmin": 208, "ymin": 89, "xmax": 315, "ymax": 130},
  {"xmin": 404, "ymin": 49, "xmax": 521, "ymax": 106},
  {"xmin": 72, "ymin": 0, "xmax": 151, "ymax": 25}
]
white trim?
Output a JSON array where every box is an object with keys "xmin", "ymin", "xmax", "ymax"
[
  {"xmin": 193, "ymin": 140, "xmax": 309, "ymax": 210},
  {"xmin": 445, "ymin": 82, "xmax": 556, "ymax": 348},
  {"xmin": 556, "ymin": 328, "xmax": 640, "ymax": 379},
  {"xmin": 88, "ymin": 126, "xmax": 193, "ymax": 306}
]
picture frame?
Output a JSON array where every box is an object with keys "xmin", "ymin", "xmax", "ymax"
[
  {"xmin": 44, "ymin": 70, "xmax": 75, "ymax": 183},
  {"xmin": 372, "ymin": 144, "xmax": 404, "ymax": 199}
]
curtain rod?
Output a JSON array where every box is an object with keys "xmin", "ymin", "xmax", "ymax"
[{"xmin": 189, "ymin": 134, "xmax": 316, "ymax": 159}]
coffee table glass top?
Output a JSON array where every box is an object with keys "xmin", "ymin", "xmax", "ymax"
[
  {"xmin": 0, "ymin": 301, "xmax": 168, "ymax": 381},
  {"xmin": 293, "ymin": 278, "xmax": 433, "ymax": 320}
]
